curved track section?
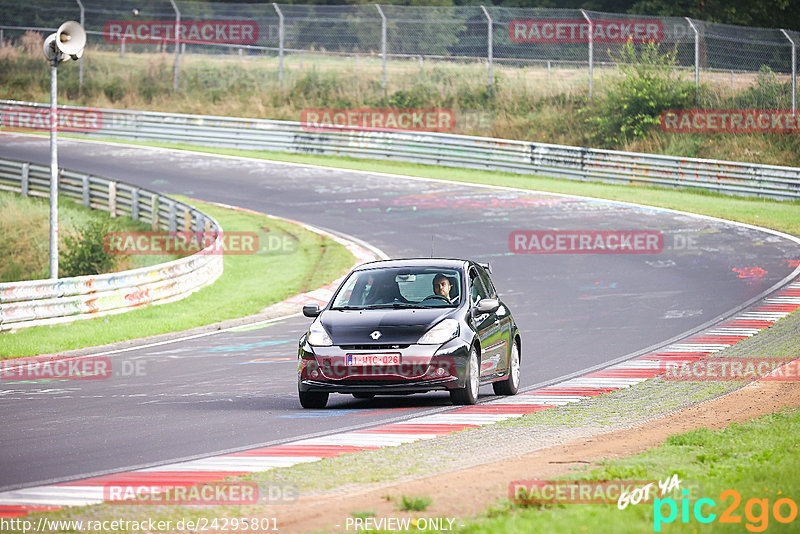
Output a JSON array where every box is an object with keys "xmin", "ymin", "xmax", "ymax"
[{"xmin": 1, "ymin": 134, "xmax": 799, "ymax": 492}]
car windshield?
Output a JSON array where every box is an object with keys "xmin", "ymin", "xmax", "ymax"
[{"xmin": 331, "ymin": 267, "xmax": 462, "ymax": 309}]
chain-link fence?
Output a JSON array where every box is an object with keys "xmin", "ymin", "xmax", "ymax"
[{"xmin": 0, "ymin": 1, "xmax": 797, "ymax": 110}]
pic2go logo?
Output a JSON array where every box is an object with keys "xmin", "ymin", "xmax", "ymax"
[{"xmin": 654, "ymin": 489, "xmax": 798, "ymax": 532}]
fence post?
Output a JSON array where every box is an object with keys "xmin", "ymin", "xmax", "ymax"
[
  {"xmin": 169, "ymin": 0, "xmax": 180, "ymax": 91},
  {"xmin": 75, "ymin": 0, "xmax": 84, "ymax": 87},
  {"xmin": 686, "ymin": 17, "xmax": 700, "ymax": 99},
  {"xmin": 21, "ymin": 163, "xmax": 29, "ymax": 197},
  {"xmin": 121, "ymin": 36, "xmax": 125, "ymax": 57},
  {"xmin": 273, "ymin": 3, "xmax": 284, "ymax": 85},
  {"xmin": 376, "ymin": 4, "xmax": 387, "ymax": 90},
  {"xmin": 580, "ymin": 9, "xmax": 593, "ymax": 99},
  {"xmin": 781, "ymin": 29, "xmax": 797, "ymax": 112},
  {"xmin": 480, "ymin": 6, "xmax": 493, "ymax": 94}
]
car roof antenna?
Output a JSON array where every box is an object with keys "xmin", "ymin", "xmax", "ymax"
[{"xmin": 430, "ymin": 235, "xmax": 434, "ymax": 258}]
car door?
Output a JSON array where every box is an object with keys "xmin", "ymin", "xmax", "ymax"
[
  {"xmin": 477, "ymin": 265, "xmax": 513, "ymax": 376},
  {"xmin": 469, "ymin": 266, "xmax": 503, "ymax": 379}
]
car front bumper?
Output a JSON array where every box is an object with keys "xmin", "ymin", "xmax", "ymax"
[{"xmin": 297, "ymin": 338, "xmax": 470, "ymax": 394}]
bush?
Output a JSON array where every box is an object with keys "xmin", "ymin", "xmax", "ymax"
[
  {"xmin": 61, "ymin": 218, "xmax": 118, "ymax": 277},
  {"xmin": 727, "ymin": 65, "xmax": 793, "ymax": 110},
  {"xmin": 584, "ymin": 41, "xmax": 697, "ymax": 147}
]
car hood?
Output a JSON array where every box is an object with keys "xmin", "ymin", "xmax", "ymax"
[{"xmin": 319, "ymin": 308, "xmax": 454, "ymax": 345}]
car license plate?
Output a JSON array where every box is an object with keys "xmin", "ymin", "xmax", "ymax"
[{"xmin": 346, "ymin": 353, "xmax": 401, "ymax": 366}]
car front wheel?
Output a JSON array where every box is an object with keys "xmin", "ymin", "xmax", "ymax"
[
  {"xmin": 299, "ymin": 390, "xmax": 329, "ymax": 409},
  {"xmin": 450, "ymin": 346, "xmax": 479, "ymax": 405}
]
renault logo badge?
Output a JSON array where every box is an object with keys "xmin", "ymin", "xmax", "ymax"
[{"xmin": 370, "ymin": 330, "xmax": 382, "ymax": 340}]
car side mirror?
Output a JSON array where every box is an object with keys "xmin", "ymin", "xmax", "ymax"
[
  {"xmin": 473, "ymin": 298, "xmax": 499, "ymax": 315},
  {"xmin": 303, "ymin": 303, "xmax": 320, "ymax": 317}
]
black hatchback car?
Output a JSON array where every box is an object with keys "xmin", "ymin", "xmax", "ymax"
[{"xmin": 297, "ymin": 259, "xmax": 521, "ymax": 408}]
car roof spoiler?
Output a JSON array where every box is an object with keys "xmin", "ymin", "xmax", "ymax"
[{"xmin": 477, "ymin": 261, "xmax": 491, "ymax": 273}]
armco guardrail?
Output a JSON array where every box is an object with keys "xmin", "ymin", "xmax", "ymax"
[
  {"xmin": 0, "ymin": 157, "xmax": 223, "ymax": 331},
  {"xmin": 2, "ymin": 100, "xmax": 800, "ymax": 200}
]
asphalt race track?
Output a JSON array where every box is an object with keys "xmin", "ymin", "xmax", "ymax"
[{"xmin": 2, "ymin": 134, "xmax": 799, "ymax": 491}]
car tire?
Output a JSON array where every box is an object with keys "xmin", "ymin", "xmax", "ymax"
[
  {"xmin": 299, "ymin": 390, "xmax": 329, "ymax": 409},
  {"xmin": 450, "ymin": 346, "xmax": 479, "ymax": 405},
  {"xmin": 352, "ymin": 393, "xmax": 375, "ymax": 399},
  {"xmin": 493, "ymin": 340, "xmax": 520, "ymax": 396}
]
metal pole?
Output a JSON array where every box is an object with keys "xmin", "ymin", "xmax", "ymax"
[
  {"xmin": 169, "ymin": 0, "xmax": 180, "ymax": 91},
  {"xmin": 376, "ymin": 4, "xmax": 386, "ymax": 90},
  {"xmin": 581, "ymin": 9, "xmax": 593, "ymax": 99},
  {"xmin": 781, "ymin": 29, "xmax": 797, "ymax": 112},
  {"xmin": 480, "ymin": 5, "xmax": 493, "ymax": 93},
  {"xmin": 49, "ymin": 57, "xmax": 59, "ymax": 279},
  {"xmin": 686, "ymin": 17, "xmax": 699, "ymax": 98},
  {"xmin": 76, "ymin": 0, "xmax": 84, "ymax": 87},
  {"xmin": 273, "ymin": 3, "xmax": 284, "ymax": 84}
]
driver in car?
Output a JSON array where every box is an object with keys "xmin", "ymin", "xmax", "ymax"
[{"xmin": 432, "ymin": 273, "xmax": 454, "ymax": 303}]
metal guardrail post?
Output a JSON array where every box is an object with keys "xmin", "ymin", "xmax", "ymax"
[
  {"xmin": 480, "ymin": 6, "xmax": 493, "ymax": 94},
  {"xmin": 781, "ymin": 29, "xmax": 797, "ymax": 113},
  {"xmin": 108, "ymin": 181, "xmax": 117, "ymax": 218},
  {"xmin": 21, "ymin": 163, "xmax": 29, "ymax": 197},
  {"xmin": 82, "ymin": 174, "xmax": 90, "ymax": 207},
  {"xmin": 376, "ymin": 4, "xmax": 387, "ymax": 90},
  {"xmin": 169, "ymin": 0, "xmax": 181, "ymax": 92},
  {"xmin": 168, "ymin": 200, "xmax": 177, "ymax": 232},
  {"xmin": 273, "ymin": 3, "xmax": 284, "ymax": 85},
  {"xmin": 131, "ymin": 187, "xmax": 139, "ymax": 220},
  {"xmin": 580, "ymin": 10, "xmax": 593, "ymax": 99},
  {"xmin": 151, "ymin": 195, "xmax": 159, "ymax": 230},
  {"xmin": 686, "ymin": 18, "xmax": 700, "ymax": 99},
  {"xmin": 75, "ymin": 0, "xmax": 84, "ymax": 87}
]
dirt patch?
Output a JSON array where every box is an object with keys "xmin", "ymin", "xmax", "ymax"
[{"xmin": 264, "ymin": 375, "xmax": 800, "ymax": 533}]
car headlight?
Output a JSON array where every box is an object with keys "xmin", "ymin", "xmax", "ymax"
[
  {"xmin": 307, "ymin": 320, "xmax": 333, "ymax": 347},
  {"xmin": 418, "ymin": 318, "xmax": 459, "ymax": 345}
]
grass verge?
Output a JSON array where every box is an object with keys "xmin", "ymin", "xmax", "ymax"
[
  {"xmin": 0, "ymin": 196, "xmax": 354, "ymax": 358},
  {"xmin": 63, "ymin": 136, "xmax": 800, "ymax": 237},
  {"xmin": 458, "ymin": 408, "xmax": 800, "ymax": 534}
]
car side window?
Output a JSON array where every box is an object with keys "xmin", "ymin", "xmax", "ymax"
[
  {"xmin": 469, "ymin": 268, "xmax": 489, "ymax": 305},
  {"xmin": 476, "ymin": 266, "xmax": 497, "ymax": 298}
]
